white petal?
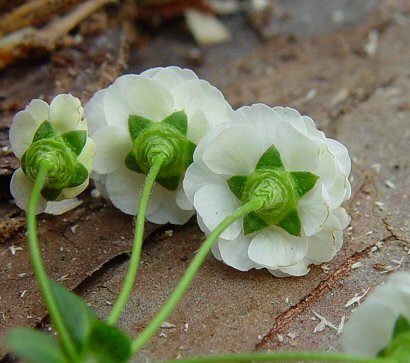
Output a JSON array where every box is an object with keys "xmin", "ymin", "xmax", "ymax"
[
  {"xmin": 49, "ymin": 94, "xmax": 84, "ymax": 134},
  {"xmin": 77, "ymin": 137, "xmax": 96, "ymax": 172},
  {"xmin": 9, "ymin": 110, "xmax": 43, "ymax": 158},
  {"xmin": 203, "ymin": 126, "xmax": 263, "ymax": 175},
  {"xmin": 273, "ymin": 106, "xmax": 307, "ymax": 133},
  {"xmin": 85, "ymin": 89, "xmax": 109, "ymax": 136},
  {"xmin": 298, "ymin": 183, "xmax": 331, "ymax": 236},
  {"xmin": 194, "ymin": 184, "xmax": 242, "ymax": 240},
  {"xmin": 332, "ymin": 207, "xmax": 351, "ymax": 230},
  {"xmin": 104, "ymin": 76, "xmax": 174, "ymax": 126},
  {"xmin": 218, "ymin": 235, "xmax": 256, "ymax": 271},
  {"xmin": 248, "ymin": 227, "xmax": 308, "ymax": 269},
  {"xmin": 60, "ymin": 179, "xmax": 89, "ymax": 199},
  {"xmin": 92, "ymin": 125, "xmax": 132, "ymax": 174},
  {"xmin": 147, "ymin": 185, "xmax": 194, "ymax": 225},
  {"xmin": 141, "ymin": 66, "xmax": 198, "ymax": 89},
  {"xmin": 45, "ymin": 198, "xmax": 82, "ymax": 215},
  {"xmin": 326, "ymin": 163, "xmax": 351, "ymax": 208},
  {"xmin": 302, "ymin": 115, "xmax": 325, "ymax": 139},
  {"xmin": 91, "ymin": 172, "xmax": 109, "ymax": 200},
  {"xmin": 105, "ymin": 167, "xmax": 159, "ymax": 216},
  {"xmin": 326, "ymin": 138, "xmax": 351, "ymax": 175},
  {"xmin": 278, "ymin": 259, "xmax": 310, "ymax": 276},
  {"xmin": 211, "ymin": 242, "xmax": 222, "ymax": 260},
  {"xmin": 192, "ymin": 123, "xmax": 227, "ymax": 163},
  {"xmin": 186, "ymin": 109, "xmax": 211, "ymax": 144},
  {"xmin": 176, "ymin": 188, "xmax": 194, "ymax": 211},
  {"xmin": 25, "ymin": 99, "xmax": 49, "ymax": 122},
  {"xmin": 10, "ymin": 168, "xmax": 47, "ymax": 214}
]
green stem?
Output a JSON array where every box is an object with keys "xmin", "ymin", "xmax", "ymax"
[
  {"xmin": 107, "ymin": 156, "xmax": 165, "ymax": 325},
  {"xmin": 27, "ymin": 164, "xmax": 78, "ymax": 361},
  {"xmin": 161, "ymin": 352, "xmax": 395, "ymax": 363},
  {"xmin": 131, "ymin": 198, "xmax": 264, "ymax": 354}
]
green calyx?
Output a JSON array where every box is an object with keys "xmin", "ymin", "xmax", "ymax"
[
  {"xmin": 125, "ymin": 110, "xmax": 196, "ymax": 191},
  {"xmin": 378, "ymin": 315, "xmax": 410, "ymax": 362},
  {"xmin": 227, "ymin": 145, "xmax": 319, "ymax": 236},
  {"xmin": 21, "ymin": 120, "xmax": 89, "ymax": 200}
]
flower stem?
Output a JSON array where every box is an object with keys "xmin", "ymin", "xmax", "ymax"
[
  {"xmin": 130, "ymin": 198, "xmax": 265, "ymax": 354},
  {"xmin": 107, "ymin": 156, "xmax": 165, "ymax": 325},
  {"xmin": 27, "ymin": 164, "xmax": 78, "ymax": 361},
  {"xmin": 160, "ymin": 352, "xmax": 395, "ymax": 363}
]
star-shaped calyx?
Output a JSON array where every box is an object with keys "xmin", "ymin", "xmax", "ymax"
[
  {"xmin": 21, "ymin": 120, "xmax": 89, "ymax": 200},
  {"xmin": 125, "ymin": 111, "xmax": 196, "ymax": 191},
  {"xmin": 227, "ymin": 145, "xmax": 319, "ymax": 236}
]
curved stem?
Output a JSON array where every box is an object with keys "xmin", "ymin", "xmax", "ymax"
[
  {"xmin": 160, "ymin": 352, "xmax": 395, "ymax": 363},
  {"xmin": 131, "ymin": 198, "xmax": 264, "ymax": 354},
  {"xmin": 27, "ymin": 164, "xmax": 78, "ymax": 361},
  {"xmin": 107, "ymin": 156, "xmax": 165, "ymax": 325}
]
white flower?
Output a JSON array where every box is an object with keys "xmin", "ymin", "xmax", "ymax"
[
  {"xmin": 9, "ymin": 94, "xmax": 96, "ymax": 214},
  {"xmin": 85, "ymin": 66, "xmax": 233, "ymax": 224},
  {"xmin": 184, "ymin": 104, "xmax": 351, "ymax": 276},
  {"xmin": 343, "ymin": 272, "xmax": 410, "ymax": 358}
]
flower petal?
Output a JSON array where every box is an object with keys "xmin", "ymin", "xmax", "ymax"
[
  {"xmin": 248, "ymin": 227, "xmax": 308, "ymax": 269},
  {"xmin": 44, "ymin": 198, "xmax": 82, "ymax": 215},
  {"xmin": 60, "ymin": 178, "xmax": 89, "ymax": 199},
  {"xmin": 10, "ymin": 168, "xmax": 47, "ymax": 214},
  {"xmin": 84, "ymin": 89, "xmax": 109, "ymax": 136},
  {"xmin": 203, "ymin": 126, "xmax": 263, "ymax": 175},
  {"xmin": 273, "ymin": 106, "xmax": 307, "ymax": 133},
  {"xmin": 218, "ymin": 235, "xmax": 256, "ymax": 271},
  {"xmin": 175, "ymin": 188, "xmax": 194, "ymax": 211},
  {"xmin": 194, "ymin": 184, "xmax": 242, "ymax": 240},
  {"xmin": 326, "ymin": 138, "xmax": 351, "ymax": 175},
  {"xmin": 49, "ymin": 94, "xmax": 84, "ymax": 134},
  {"xmin": 141, "ymin": 66, "xmax": 198, "ymax": 89},
  {"xmin": 77, "ymin": 137, "xmax": 96, "ymax": 172},
  {"xmin": 278, "ymin": 259, "xmax": 310, "ymax": 276},
  {"xmin": 92, "ymin": 125, "xmax": 132, "ymax": 174}
]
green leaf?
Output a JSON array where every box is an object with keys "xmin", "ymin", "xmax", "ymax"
[
  {"xmin": 70, "ymin": 163, "xmax": 89, "ymax": 187},
  {"xmin": 393, "ymin": 315, "xmax": 410, "ymax": 338},
  {"xmin": 291, "ymin": 172, "xmax": 319, "ymax": 197},
  {"xmin": 62, "ymin": 130, "xmax": 87, "ymax": 156},
  {"xmin": 255, "ymin": 145, "xmax": 284, "ymax": 171},
  {"xmin": 41, "ymin": 187, "xmax": 62, "ymax": 201},
  {"xmin": 80, "ymin": 321, "xmax": 131, "ymax": 363},
  {"xmin": 157, "ymin": 175, "xmax": 181, "ymax": 191},
  {"xmin": 227, "ymin": 176, "xmax": 247, "ymax": 200},
  {"xmin": 6, "ymin": 328, "xmax": 67, "ymax": 363},
  {"xmin": 278, "ymin": 209, "xmax": 301, "ymax": 236},
  {"xmin": 128, "ymin": 115, "xmax": 154, "ymax": 140},
  {"xmin": 33, "ymin": 121, "xmax": 55, "ymax": 142},
  {"xmin": 49, "ymin": 280, "xmax": 97, "ymax": 352},
  {"xmin": 243, "ymin": 212, "xmax": 268, "ymax": 235},
  {"xmin": 162, "ymin": 110, "xmax": 188, "ymax": 135},
  {"xmin": 124, "ymin": 151, "xmax": 143, "ymax": 173}
]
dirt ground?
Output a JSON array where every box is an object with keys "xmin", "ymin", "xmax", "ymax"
[{"xmin": 1, "ymin": 0, "xmax": 410, "ymax": 362}]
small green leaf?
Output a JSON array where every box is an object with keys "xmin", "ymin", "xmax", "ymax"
[
  {"xmin": 185, "ymin": 140, "xmax": 197, "ymax": 166},
  {"xmin": 278, "ymin": 209, "xmax": 301, "ymax": 236},
  {"xmin": 70, "ymin": 163, "xmax": 89, "ymax": 187},
  {"xmin": 128, "ymin": 115, "xmax": 154, "ymax": 139},
  {"xmin": 6, "ymin": 328, "xmax": 67, "ymax": 363},
  {"xmin": 33, "ymin": 121, "xmax": 55, "ymax": 142},
  {"xmin": 41, "ymin": 187, "xmax": 62, "ymax": 201},
  {"xmin": 124, "ymin": 151, "xmax": 143, "ymax": 173},
  {"xmin": 291, "ymin": 171, "xmax": 319, "ymax": 197},
  {"xmin": 162, "ymin": 110, "xmax": 188, "ymax": 135},
  {"xmin": 49, "ymin": 280, "xmax": 97, "ymax": 352},
  {"xmin": 80, "ymin": 321, "xmax": 131, "ymax": 363},
  {"xmin": 227, "ymin": 176, "xmax": 248, "ymax": 200},
  {"xmin": 243, "ymin": 212, "xmax": 268, "ymax": 235},
  {"xmin": 62, "ymin": 130, "xmax": 87, "ymax": 156},
  {"xmin": 255, "ymin": 145, "xmax": 284, "ymax": 171},
  {"xmin": 157, "ymin": 175, "xmax": 181, "ymax": 191},
  {"xmin": 393, "ymin": 315, "xmax": 410, "ymax": 338}
]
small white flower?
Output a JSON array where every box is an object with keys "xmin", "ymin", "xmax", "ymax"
[
  {"xmin": 184, "ymin": 104, "xmax": 351, "ymax": 276},
  {"xmin": 9, "ymin": 94, "xmax": 96, "ymax": 214},
  {"xmin": 85, "ymin": 66, "xmax": 232, "ymax": 224},
  {"xmin": 343, "ymin": 272, "xmax": 410, "ymax": 358}
]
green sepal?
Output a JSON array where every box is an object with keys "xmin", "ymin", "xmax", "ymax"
[
  {"xmin": 227, "ymin": 175, "xmax": 248, "ymax": 200},
  {"xmin": 61, "ymin": 130, "xmax": 87, "ymax": 156},
  {"xmin": 124, "ymin": 151, "xmax": 144, "ymax": 173},
  {"xmin": 243, "ymin": 212, "xmax": 268, "ymax": 235},
  {"xmin": 80, "ymin": 321, "xmax": 131, "ymax": 363},
  {"xmin": 393, "ymin": 315, "xmax": 410, "ymax": 338},
  {"xmin": 6, "ymin": 328, "xmax": 67, "ymax": 363},
  {"xmin": 186, "ymin": 140, "xmax": 197, "ymax": 165},
  {"xmin": 255, "ymin": 145, "xmax": 284, "ymax": 171},
  {"xmin": 157, "ymin": 175, "xmax": 181, "ymax": 191},
  {"xmin": 128, "ymin": 115, "xmax": 154, "ymax": 139},
  {"xmin": 41, "ymin": 187, "xmax": 62, "ymax": 201},
  {"xmin": 291, "ymin": 171, "xmax": 319, "ymax": 197},
  {"xmin": 33, "ymin": 121, "xmax": 55, "ymax": 142},
  {"xmin": 49, "ymin": 280, "xmax": 97, "ymax": 352},
  {"xmin": 162, "ymin": 110, "xmax": 188, "ymax": 135},
  {"xmin": 278, "ymin": 209, "xmax": 301, "ymax": 236},
  {"xmin": 71, "ymin": 163, "xmax": 89, "ymax": 187}
]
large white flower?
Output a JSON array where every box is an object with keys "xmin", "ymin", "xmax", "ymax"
[
  {"xmin": 183, "ymin": 104, "xmax": 351, "ymax": 276},
  {"xmin": 9, "ymin": 94, "xmax": 96, "ymax": 214},
  {"xmin": 85, "ymin": 66, "xmax": 233, "ymax": 224},
  {"xmin": 343, "ymin": 272, "xmax": 410, "ymax": 359}
]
